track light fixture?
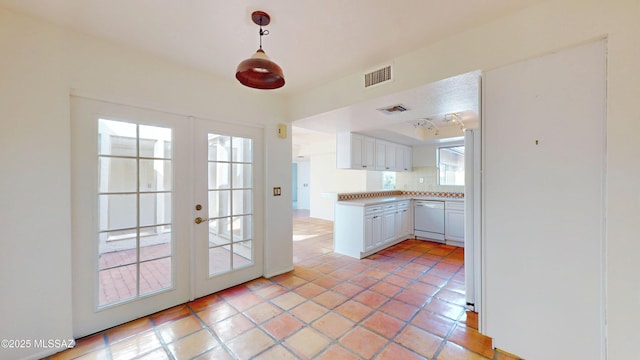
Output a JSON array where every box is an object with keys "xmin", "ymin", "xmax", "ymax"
[
  {"xmin": 444, "ymin": 113, "xmax": 466, "ymax": 132},
  {"xmin": 413, "ymin": 118, "xmax": 440, "ymax": 136}
]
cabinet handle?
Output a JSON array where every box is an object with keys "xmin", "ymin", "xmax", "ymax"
[{"xmin": 362, "ymin": 165, "xmax": 367, "ymax": 168}]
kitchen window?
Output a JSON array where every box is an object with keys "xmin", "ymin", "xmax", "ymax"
[
  {"xmin": 438, "ymin": 145, "xmax": 464, "ymax": 185},
  {"xmin": 382, "ymin": 171, "xmax": 396, "ymax": 190}
]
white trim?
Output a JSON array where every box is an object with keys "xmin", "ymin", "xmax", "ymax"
[{"xmin": 69, "ymin": 89, "xmax": 265, "ymax": 130}]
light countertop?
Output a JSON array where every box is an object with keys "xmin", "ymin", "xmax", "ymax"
[{"xmin": 337, "ymin": 195, "xmax": 463, "ymax": 207}]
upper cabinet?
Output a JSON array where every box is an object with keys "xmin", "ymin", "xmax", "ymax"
[
  {"xmin": 375, "ymin": 139, "xmax": 396, "ymax": 171},
  {"xmin": 337, "ymin": 132, "xmax": 411, "ymax": 172},
  {"xmin": 337, "ymin": 132, "xmax": 375, "ymax": 169},
  {"xmin": 399, "ymin": 144, "xmax": 412, "ymax": 172}
]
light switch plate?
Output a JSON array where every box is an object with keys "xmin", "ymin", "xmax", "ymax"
[{"xmin": 277, "ymin": 124, "xmax": 287, "ymax": 139}]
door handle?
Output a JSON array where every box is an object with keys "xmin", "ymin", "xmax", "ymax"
[{"xmin": 194, "ymin": 217, "xmax": 210, "ymax": 224}]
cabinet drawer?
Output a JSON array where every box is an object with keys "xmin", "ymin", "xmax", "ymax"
[
  {"xmin": 383, "ymin": 204, "xmax": 397, "ymax": 213},
  {"xmin": 445, "ymin": 201, "xmax": 464, "ymax": 211},
  {"xmin": 365, "ymin": 206, "xmax": 383, "ymax": 215}
]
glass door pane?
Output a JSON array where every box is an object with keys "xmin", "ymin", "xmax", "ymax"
[
  {"xmin": 207, "ymin": 134, "xmax": 254, "ymax": 276},
  {"xmin": 97, "ymin": 119, "xmax": 173, "ymax": 307}
]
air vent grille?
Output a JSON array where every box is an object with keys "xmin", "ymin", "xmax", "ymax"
[
  {"xmin": 377, "ymin": 104, "xmax": 409, "ymax": 115},
  {"xmin": 364, "ymin": 65, "xmax": 392, "ymax": 88}
]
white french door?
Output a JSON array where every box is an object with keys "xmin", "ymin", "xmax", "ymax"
[
  {"xmin": 71, "ymin": 97, "xmax": 263, "ymax": 337},
  {"xmin": 192, "ymin": 119, "xmax": 264, "ymax": 298}
]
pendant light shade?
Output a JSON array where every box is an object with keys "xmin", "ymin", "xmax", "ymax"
[
  {"xmin": 236, "ymin": 11, "xmax": 285, "ymax": 90},
  {"xmin": 236, "ymin": 49, "xmax": 285, "ymax": 89}
]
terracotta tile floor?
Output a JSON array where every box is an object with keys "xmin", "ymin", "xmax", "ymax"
[{"xmin": 46, "ymin": 210, "xmax": 522, "ymax": 360}]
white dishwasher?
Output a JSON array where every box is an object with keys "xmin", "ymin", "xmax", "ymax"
[{"xmin": 414, "ymin": 200, "xmax": 445, "ymax": 242}]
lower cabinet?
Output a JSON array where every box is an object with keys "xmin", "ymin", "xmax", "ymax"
[
  {"xmin": 382, "ymin": 204, "xmax": 397, "ymax": 244},
  {"xmin": 364, "ymin": 207, "xmax": 382, "ymax": 251},
  {"xmin": 334, "ymin": 200, "xmax": 413, "ymax": 259},
  {"xmin": 334, "ymin": 199, "xmax": 463, "ymax": 259},
  {"xmin": 444, "ymin": 201, "xmax": 464, "ymax": 244},
  {"xmin": 396, "ymin": 201, "xmax": 412, "ymax": 239}
]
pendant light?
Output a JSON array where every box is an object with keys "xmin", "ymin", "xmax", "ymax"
[{"xmin": 236, "ymin": 11, "xmax": 285, "ymax": 90}]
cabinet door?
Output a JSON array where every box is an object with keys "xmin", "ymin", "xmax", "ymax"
[
  {"xmin": 395, "ymin": 145, "xmax": 405, "ymax": 171},
  {"xmin": 395, "ymin": 145, "xmax": 412, "ymax": 172},
  {"xmin": 394, "ymin": 207, "xmax": 403, "ymax": 238},
  {"xmin": 382, "ymin": 210, "xmax": 396, "ymax": 244},
  {"xmin": 445, "ymin": 210, "xmax": 464, "ymax": 242},
  {"xmin": 350, "ymin": 134, "xmax": 364, "ymax": 168},
  {"xmin": 363, "ymin": 137, "xmax": 376, "ymax": 169},
  {"xmin": 403, "ymin": 146, "xmax": 412, "ymax": 171},
  {"xmin": 364, "ymin": 215, "xmax": 375, "ymax": 250},
  {"xmin": 375, "ymin": 140, "xmax": 386, "ymax": 170},
  {"xmin": 365, "ymin": 213, "xmax": 382, "ymax": 250},
  {"xmin": 385, "ymin": 143, "xmax": 396, "ymax": 170},
  {"xmin": 399, "ymin": 205, "xmax": 411, "ymax": 237}
]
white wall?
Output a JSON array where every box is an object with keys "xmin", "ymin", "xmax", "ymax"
[
  {"xmin": 4, "ymin": 1, "xmax": 640, "ymax": 359},
  {"xmin": 300, "ymin": 139, "xmax": 387, "ymax": 220},
  {"xmin": 484, "ymin": 40, "xmax": 606, "ymax": 359},
  {"xmin": 289, "ymin": 1, "xmax": 640, "ymax": 358},
  {"xmin": 0, "ymin": 7, "xmax": 291, "ymax": 360},
  {"xmin": 397, "ymin": 143, "xmax": 465, "ymax": 192},
  {"xmin": 308, "ymin": 153, "xmax": 368, "ymax": 220},
  {"xmin": 0, "ymin": 10, "xmax": 72, "ymax": 360}
]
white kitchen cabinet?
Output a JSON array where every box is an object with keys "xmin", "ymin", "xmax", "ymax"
[
  {"xmin": 382, "ymin": 204, "xmax": 397, "ymax": 244},
  {"xmin": 334, "ymin": 200, "xmax": 413, "ymax": 259},
  {"xmin": 336, "ymin": 132, "xmax": 375, "ymax": 169},
  {"xmin": 381, "ymin": 141, "xmax": 413, "ymax": 172},
  {"xmin": 444, "ymin": 201, "xmax": 464, "ymax": 244},
  {"xmin": 337, "ymin": 132, "xmax": 411, "ymax": 172},
  {"xmin": 402, "ymin": 146, "xmax": 412, "ymax": 172},
  {"xmin": 385, "ymin": 142, "xmax": 396, "ymax": 170},
  {"xmin": 396, "ymin": 201, "xmax": 412, "ymax": 238},
  {"xmin": 364, "ymin": 206, "xmax": 383, "ymax": 251},
  {"xmin": 375, "ymin": 140, "xmax": 397, "ymax": 171},
  {"xmin": 394, "ymin": 145, "xmax": 413, "ymax": 172}
]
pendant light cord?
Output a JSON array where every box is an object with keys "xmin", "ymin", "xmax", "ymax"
[{"xmin": 258, "ymin": 15, "xmax": 269, "ymax": 50}]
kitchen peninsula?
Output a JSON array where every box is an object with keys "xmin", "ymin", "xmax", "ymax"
[{"xmin": 334, "ymin": 190, "xmax": 464, "ymax": 259}]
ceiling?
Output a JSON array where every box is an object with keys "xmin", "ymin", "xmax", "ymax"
[
  {"xmin": 292, "ymin": 70, "xmax": 482, "ymax": 149},
  {"xmin": 0, "ymin": 0, "xmax": 542, "ymax": 147}
]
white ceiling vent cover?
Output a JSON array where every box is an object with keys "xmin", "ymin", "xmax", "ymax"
[
  {"xmin": 377, "ymin": 104, "xmax": 409, "ymax": 114},
  {"xmin": 364, "ymin": 65, "xmax": 392, "ymax": 88}
]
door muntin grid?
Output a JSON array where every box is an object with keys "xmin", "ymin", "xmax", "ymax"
[
  {"xmin": 97, "ymin": 119, "xmax": 173, "ymax": 307},
  {"xmin": 207, "ymin": 133, "xmax": 254, "ymax": 276}
]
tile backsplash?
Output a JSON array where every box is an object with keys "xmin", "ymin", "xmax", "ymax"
[{"xmin": 396, "ymin": 166, "xmax": 464, "ymax": 193}]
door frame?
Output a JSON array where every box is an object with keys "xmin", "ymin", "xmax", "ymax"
[
  {"xmin": 192, "ymin": 118, "xmax": 265, "ymax": 299},
  {"xmin": 70, "ymin": 96, "xmax": 266, "ymax": 338},
  {"xmin": 71, "ymin": 96, "xmax": 191, "ymax": 337}
]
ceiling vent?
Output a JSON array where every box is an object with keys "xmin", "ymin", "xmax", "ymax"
[
  {"xmin": 377, "ymin": 104, "xmax": 409, "ymax": 114},
  {"xmin": 364, "ymin": 65, "xmax": 392, "ymax": 88}
]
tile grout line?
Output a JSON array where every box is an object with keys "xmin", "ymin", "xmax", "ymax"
[
  {"xmin": 55, "ymin": 224, "xmax": 489, "ymax": 360},
  {"xmin": 186, "ymin": 301, "xmax": 242, "ymax": 359},
  {"xmin": 147, "ymin": 316, "xmax": 177, "ymax": 360}
]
